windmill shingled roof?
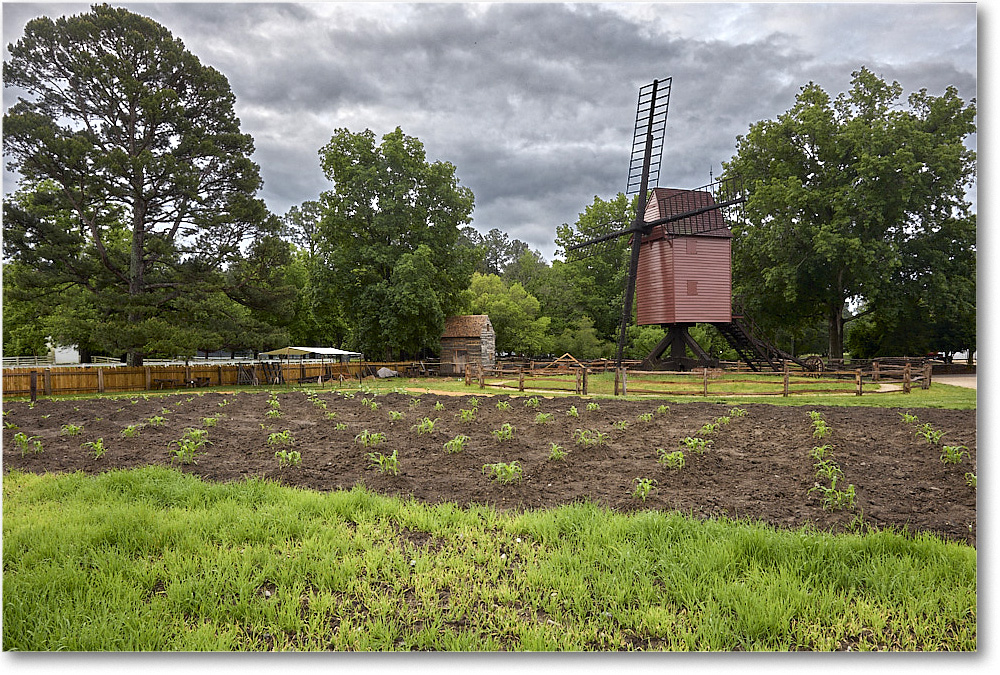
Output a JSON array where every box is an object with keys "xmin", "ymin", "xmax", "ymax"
[
  {"xmin": 442, "ymin": 315, "xmax": 493, "ymax": 338},
  {"xmin": 645, "ymin": 187, "xmax": 732, "ymax": 238}
]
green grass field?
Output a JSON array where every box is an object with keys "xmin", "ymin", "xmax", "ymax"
[{"xmin": 2, "ymin": 467, "xmax": 976, "ymax": 651}]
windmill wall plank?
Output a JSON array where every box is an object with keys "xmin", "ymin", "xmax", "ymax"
[{"xmin": 636, "ymin": 236, "xmax": 731, "ymax": 325}]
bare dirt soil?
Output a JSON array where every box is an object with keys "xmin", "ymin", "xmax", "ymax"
[{"xmin": 2, "ymin": 390, "xmax": 977, "ymax": 546}]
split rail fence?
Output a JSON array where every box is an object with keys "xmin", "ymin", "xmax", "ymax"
[
  {"xmin": 1, "ymin": 361, "xmax": 423, "ymax": 400},
  {"xmin": 466, "ymin": 361, "xmax": 933, "ymax": 398}
]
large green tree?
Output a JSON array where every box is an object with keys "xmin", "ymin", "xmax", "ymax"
[
  {"xmin": 3, "ymin": 4, "xmax": 280, "ymax": 364},
  {"xmin": 316, "ymin": 127, "xmax": 476, "ymax": 359},
  {"xmin": 724, "ymin": 68, "xmax": 976, "ymax": 360},
  {"xmin": 461, "ymin": 273, "xmax": 551, "ymax": 356}
]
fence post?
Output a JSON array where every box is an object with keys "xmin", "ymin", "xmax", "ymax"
[
  {"xmin": 872, "ymin": 360, "xmax": 880, "ymax": 382},
  {"xmin": 575, "ymin": 368, "xmax": 582, "ymax": 395},
  {"xmin": 218, "ymin": 364, "xmax": 224, "ymax": 386},
  {"xmin": 621, "ymin": 368, "xmax": 628, "ymax": 397},
  {"xmin": 903, "ymin": 363, "xmax": 912, "ymax": 394},
  {"xmin": 614, "ymin": 368, "xmax": 620, "ymax": 396},
  {"xmin": 29, "ymin": 371, "xmax": 37, "ymax": 403},
  {"xmin": 922, "ymin": 363, "xmax": 932, "ymax": 389},
  {"xmin": 519, "ymin": 368, "xmax": 525, "ymax": 392},
  {"xmin": 43, "ymin": 368, "xmax": 52, "ymax": 396},
  {"xmin": 97, "ymin": 367, "xmax": 105, "ymax": 394},
  {"xmin": 702, "ymin": 367, "xmax": 709, "ymax": 396},
  {"xmin": 145, "ymin": 367, "xmax": 152, "ymax": 390},
  {"xmin": 478, "ymin": 364, "xmax": 485, "ymax": 389},
  {"xmin": 783, "ymin": 369, "xmax": 789, "ymax": 397},
  {"xmin": 582, "ymin": 368, "xmax": 589, "ymax": 396},
  {"xmin": 855, "ymin": 369, "xmax": 863, "ymax": 396}
]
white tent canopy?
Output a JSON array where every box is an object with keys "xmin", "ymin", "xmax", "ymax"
[{"xmin": 260, "ymin": 346, "xmax": 362, "ymax": 358}]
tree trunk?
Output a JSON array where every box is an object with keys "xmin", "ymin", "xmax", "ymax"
[{"xmin": 828, "ymin": 302, "xmax": 845, "ymax": 362}]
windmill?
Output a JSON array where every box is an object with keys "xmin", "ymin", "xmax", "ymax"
[{"xmin": 566, "ymin": 77, "xmax": 818, "ymax": 373}]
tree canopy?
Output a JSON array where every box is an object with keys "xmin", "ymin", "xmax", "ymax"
[
  {"xmin": 315, "ymin": 127, "xmax": 477, "ymax": 359},
  {"xmin": 724, "ymin": 68, "xmax": 976, "ymax": 360},
  {"xmin": 3, "ymin": 4, "xmax": 282, "ymax": 364}
]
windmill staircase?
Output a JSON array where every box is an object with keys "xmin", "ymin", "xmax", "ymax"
[{"xmin": 711, "ymin": 298, "xmax": 810, "ymax": 372}]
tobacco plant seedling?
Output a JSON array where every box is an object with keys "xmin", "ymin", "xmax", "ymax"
[
  {"xmin": 728, "ymin": 407, "xmax": 748, "ymax": 418},
  {"xmin": 3, "ymin": 421, "xmax": 19, "ymax": 430},
  {"xmin": 534, "ymin": 412, "xmax": 553, "ymax": 424},
  {"xmin": 940, "ymin": 445, "xmax": 968, "ymax": 464},
  {"xmin": 324, "ymin": 411, "xmax": 338, "ymax": 420},
  {"xmin": 82, "ymin": 438, "xmax": 106, "ymax": 459},
  {"xmin": 637, "ymin": 412, "xmax": 654, "ymax": 423},
  {"xmin": 812, "ymin": 422, "xmax": 831, "ymax": 439},
  {"xmin": 467, "ymin": 397, "xmax": 480, "ymax": 409},
  {"xmin": 368, "ymin": 449, "xmax": 400, "ymax": 476},
  {"xmin": 388, "ymin": 411, "xmax": 405, "ymax": 422},
  {"xmin": 13, "ymin": 432, "xmax": 43, "ymax": 455},
  {"xmin": 656, "ymin": 448, "xmax": 685, "ymax": 469},
  {"xmin": 218, "ymin": 400, "xmax": 230, "ymax": 407},
  {"xmin": 632, "ymin": 477, "xmax": 656, "ymax": 502},
  {"xmin": 412, "ymin": 417, "xmax": 440, "ymax": 434},
  {"xmin": 202, "ymin": 416, "xmax": 220, "ymax": 427},
  {"xmin": 965, "ymin": 472, "xmax": 976, "ymax": 488},
  {"xmin": 267, "ymin": 430, "xmax": 295, "ymax": 446},
  {"xmin": 656, "ymin": 404, "xmax": 670, "ymax": 415},
  {"xmin": 492, "ymin": 422, "xmax": 516, "ymax": 442},
  {"xmin": 809, "ymin": 477, "xmax": 856, "ymax": 511},
  {"xmin": 573, "ymin": 429, "xmax": 609, "ymax": 447},
  {"xmin": 434, "ymin": 401, "xmax": 445, "ymax": 411},
  {"xmin": 120, "ymin": 424, "xmax": 144, "ymax": 438},
  {"xmin": 611, "ymin": 420, "xmax": 629, "ymax": 431},
  {"xmin": 334, "ymin": 423, "xmax": 348, "ymax": 431},
  {"xmin": 355, "ymin": 430, "xmax": 386, "ymax": 448},
  {"xmin": 715, "ymin": 416, "xmax": 731, "ymax": 426},
  {"xmin": 60, "ymin": 423, "xmax": 84, "ymax": 436},
  {"xmin": 566, "ymin": 405, "xmax": 579, "ymax": 418},
  {"xmin": 443, "ymin": 435, "xmax": 471, "ymax": 454},
  {"xmin": 265, "ymin": 408, "xmax": 283, "ymax": 419},
  {"xmin": 679, "ymin": 437, "xmax": 711, "ymax": 454},
  {"xmin": 586, "ymin": 402, "xmax": 601, "ymax": 412},
  {"xmin": 312, "ymin": 398, "xmax": 328, "ymax": 410},
  {"xmin": 148, "ymin": 416, "xmax": 166, "ymax": 426},
  {"xmin": 699, "ymin": 422, "xmax": 719, "ymax": 435},
  {"xmin": 899, "ymin": 412, "xmax": 919, "ymax": 424},
  {"xmin": 483, "ymin": 461, "xmax": 522, "ymax": 484},
  {"xmin": 496, "ymin": 400, "xmax": 512, "ymax": 412},
  {"xmin": 814, "ymin": 458, "xmax": 844, "ymax": 482},
  {"xmin": 275, "ymin": 449, "xmax": 302, "ymax": 468},
  {"xmin": 548, "ymin": 443, "xmax": 568, "ymax": 461},
  {"xmin": 457, "ymin": 408, "xmax": 476, "ymax": 423},
  {"xmin": 808, "ymin": 411, "xmax": 824, "ymax": 422},
  {"xmin": 524, "ymin": 397, "xmax": 540, "ymax": 409},
  {"xmin": 409, "ymin": 397, "xmax": 422, "ymax": 409}
]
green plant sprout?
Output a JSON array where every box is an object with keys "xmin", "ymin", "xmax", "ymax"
[
  {"xmin": 916, "ymin": 423, "xmax": 946, "ymax": 444},
  {"xmin": 679, "ymin": 437, "xmax": 711, "ymax": 454},
  {"xmin": 699, "ymin": 422, "xmax": 719, "ymax": 435},
  {"xmin": 434, "ymin": 401, "xmax": 445, "ymax": 411},
  {"xmin": 814, "ymin": 458, "xmax": 844, "ymax": 482},
  {"xmin": 412, "ymin": 417, "xmax": 440, "ymax": 434},
  {"xmin": 443, "ymin": 435, "xmax": 471, "ymax": 454},
  {"xmin": 202, "ymin": 416, "xmax": 220, "ymax": 427},
  {"xmin": 368, "ymin": 449, "xmax": 400, "ymax": 475},
  {"xmin": 13, "ymin": 432, "xmax": 43, "ymax": 455},
  {"xmin": 120, "ymin": 423, "xmax": 144, "ymax": 438},
  {"xmin": 566, "ymin": 405, "xmax": 579, "ymax": 418},
  {"xmin": 656, "ymin": 449, "xmax": 685, "ymax": 469},
  {"xmin": 492, "ymin": 422, "xmax": 516, "ymax": 442},
  {"xmin": 334, "ymin": 422, "xmax": 348, "ymax": 431},
  {"xmin": 409, "ymin": 397, "xmax": 421, "ymax": 408},
  {"xmin": 573, "ymin": 429, "xmax": 609, "ymax": 447},
  {"xmin": 265, "ymin": 408, "xmax": 282, "ymax": 419},
  {"xmin": 728, "ymin": 407, "xmax": 748, "ymax": 417},
  {"xmin": 586, "ymin": 402, "xmax": 601, "ymax": 412},
  {"xmin": 809, "ymin": 445, "xmax": 833, "ymax": 461},
  {"xmin": 656, "ymin": 404, "xmax": 671, "ymax": 415},
  {"xmin": 388, "ymin": 411, "xmax": 405, "ymax": 422},
  {"xmin": 524, "ymin": 397, "xmax": 540, "ymax": 409},
  {"xmin": 274, "ymin": 449, "xmax": 302, "ymax": 468},
  {"xmin": 355, "ymin": 430, "xmax": 386, "ymax": 448},
  {"xmin": 483, "ymin": 461, "xmax": 522, "ymax": 484},
  {"xmin": 632, "ymin": 477, "xmax": 656, "ymax": 502},
  {"xmin": 809, "ymin": 477, "xmax": 856, "ymax": 511},
  {"xmin": 82, "ymin": 438, "xmax": 106, "ymax": 459},
  {"xmin": 548, "ymin": 443, "xmax": 568, "ymax": 461},
  {"xmin": 940, "ymin": 445, "xmax": 968, "ymax": 464},
  {"xmin": 637, "ymin": 412, "xmax": 654, "ymax": 422},
  {"xmin": 267, "ymin": 430, "xmax": 295, "ymax": 446},
  {"xmin": 324, "ymin": 411, "xmax": 338, "ymax": 420},
  {"xmin": 899, "ymin": 412, "xmax": 919, "ymax": 424},
  {"xmin": 496, "ymin": 400, "xmax": 512, "ymax": 412},
  {"xmin": 611, "ymin": 420, "xmax": 629, "ymax": 431},
  {"xmin": 965, "ymin": 472, "xmax": 976, "ymax": 488},
  {"xmin": 534, "ymin": 412, "xmax": 553, "ymax": 424},
  {"xmin": 457, "ymin": 408, "xmax": 476, "ymax": 422},
  {"xmin": 60, "ymin": 423, "xmax": 84, "ymax": 436}
]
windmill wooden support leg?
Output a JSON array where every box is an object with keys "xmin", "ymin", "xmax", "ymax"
[{"xmin": 641, "ymin": 324, "xmax": 718, "ymax": 371}]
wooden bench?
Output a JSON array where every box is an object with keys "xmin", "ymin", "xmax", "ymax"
[{"xmin": 153, "ymin": 378, "xmax": 182, "ymax": 390}]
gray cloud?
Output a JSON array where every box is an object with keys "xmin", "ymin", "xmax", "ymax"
[{"xmin": 3, "ymin": 2, "xmax": 979, "ymax": 260}]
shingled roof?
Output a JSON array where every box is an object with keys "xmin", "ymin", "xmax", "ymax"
[
  {"xmin": 643, "ymin": 187, "xmax": 732, "ymax": 239},
  {"xmin": 441, "ymin": 315, "xmax": 493, "ymax": 339}
]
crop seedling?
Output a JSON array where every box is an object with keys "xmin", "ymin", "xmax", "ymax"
[
  {"xmin": 267, "ymin": 430, "xmax": 295, "ymax": 446},
  {"xmin": 409, "ymin": 397, "xmax": 421, "ymax": 409},
  {"xmin": 573, "ymin": 429, "xmax": 609, "ymax": 447},
  {"xmin": 120, "ymin": 424, "xmax": 144, "ymax": 438},
  {"xmin": 656, "ymin": 448, "xmax": 685, "ymax": 469},
  {"xmin": 274, "ymin": 449, "xmax": 302, "ymax": 468},
  {"xmin": 13, "ymin": 432, "xmax": 43, "ymax": 455},
  {"xmin": 524, "ymin": 397, "xmax": 540, "ymax": 409},
  {"xmin": 147, "ymin": 416, "xmax": 166, "ymax": 427},
  {"xmin": 715, "ymin": 416, "xmax": 731, "ymax": 426},
  {"xmin": 311, "ymin": 398, "xmax": 327, "ymax": 410},
  {"xmin": 632, "ymin": 477, "xmax": 656, "ymax": 502},
  {"xmin": 899, "ymin": 412, "xmax": 919, "ymax": 424},
  {"xmin": 699, "ymin": 422, "xmax": 719, "ymax": 435},
  {"xmin": 324, "ymin": 411, "xmax": 338, "ymax": 420},
  {"xmin": 728, "ymin": 407, "xmax": 748, "ymax": 417},
  {"xmin": 355, "ymin": 430, "xmax": 386, "ymax": 448},
  {"xmin": 965, "ymin": 472, "xmax": 977, "ymax": 488},
  {"xmin": 82, "ymin": 438, "xmax": 106, "ymax": 459},
  {"xmin": 808, "ymin": 410, "xmax": 824, "ymax": 422},
  {"xmin": 467, "ymin": 397, "xmax": 480, "ymax": 409},
  {"xmin": 586, "ymin": 402, "xmax": 601, "ymax": 412},
  {"xmin": 202, "ymin": 416, "xmax": 220, "ymax": 428},
  {"xmin": 566, "ymin": 405, "xmax": 579, "ymax": 418},
  {"xmin": 443, "ymin": 435, "xmax": 470, "ymax": 454},
  {"xmin": 434, "ymin": 401, "xmax": 445, "ymax": 411},
  {"xmin": 814, "ymin": 458, "xmax": 844, "ymax": 482},
  {"xmin": 548, "ymin": 443, "xmax": 568, "ymax": 461},
  {"xmin": 940, "ymin": 445, "xmax": 968, "ymax": 464},
  {"xmin": 809, "ymin": 477, "xmax": 856, "ymax": 511},
  {"xmin": 368, "ymin": 449, "xmax": 400, "ymax": 476},
  {"xmin": 916, "ymin": 423, "xmax": 946, "ymax": 444},
  {"xmin": 60, "ymin": 423, "xmax": 83, "ymax": 436},
  {"xmin": 679, "ymin": 437, "xmax": 711, "ymax": 454},
  {"xmin": 388, "ymin": 411, "xmax": 405, "ymax": 422},
  {"xmin": 412, "ymin": 417, "xmax": 440, "ymax": 435},
  {"xmin": 457, "ymin": 408, "xmax": 476, "ymax": 423},
  {"xmin": 482, "ymin": 461, "xmax": 522, "ymax": 484},
  {"xmin": 362, "ymin": 397, "xmax": 380, "ymax": 411},
  {"xmin": 809, "ymin": 445, "xmax": 833, "ymax": 461},
  {"xmin": 611, "ymin": 419, "xmax": 629, "ymax": 431},
  {"xmin": 534, "ymin": 412, "xmax": 553, "ymax": 424},
  {"xmin": 3, "ymin": 421, "xmax": 18, "ymax": 430},
  {"xmin": 492, "ymin": 422, "xmax": 516, "ymax": 442},
  {"xmin": 334, "ymin": 423, "xmax": 348, "ymax": 431},
  {"xmin": 218, "ymin": 399, "xmax": 230, "ymax": 407},
  {"xmin": 265, "ymin": 408, "xmax": 282, "ymax": 419},
  {"xmin": 656, "ymin": 404, "xmax": 670, "ymax": 415},
  {"xmin": 812, "ymin": 422, "xmax": 831, "ymax": 439},
  {"xmin": 496, "ymin": 400, "xmax": 512, "ymax": 412},
  {"xmin": 637, "ymin": 412, "xmax": 654, "ymax": 423}
]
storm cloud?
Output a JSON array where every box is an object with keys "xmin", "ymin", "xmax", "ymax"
[{"xmin": 2, "ymin": 2, "xmax": 979, "ymax": 259}]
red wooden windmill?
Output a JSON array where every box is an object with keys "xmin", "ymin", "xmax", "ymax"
[{"xmin": 567, "ymin": 77, "xmax": 814, "ymax": 372}]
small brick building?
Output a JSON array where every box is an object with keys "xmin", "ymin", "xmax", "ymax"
[{"xmin": 440, "ymin": 315, "xmax": 496, "ymax": 375}]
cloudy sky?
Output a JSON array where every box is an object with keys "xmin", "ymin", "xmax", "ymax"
[{"xmin": 2, "ymin": 1, "xmax": 980, "ymax": 261}]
